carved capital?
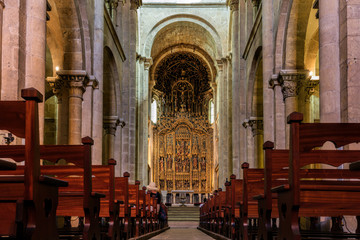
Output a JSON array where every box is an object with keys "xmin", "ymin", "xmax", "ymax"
[
  {"xmin": 87, "ymin": 75, "xmax": 99, "ymax": 89},
  {"xmin": 57, "ymin": 70, "xmax": 89, "ymax": 96},
  {"xmin": 130, "ymin": 0, "xmax": 142, "ymax": 10},
  {"xmin": 227, "ymin": 0, "xmax": 239, "ymax": 11},
  {"xmin": 242, "ymin": 119, "xmax": 250, "ymax": 128},
  {"xmin": 279, "ymin": 69, "xmax": 310, "ymax": 101},
  {"xmin": 269, "ymin": 74, "xmax": 280, "ymax": 89},
  {"xmin": 144, "ymin": 58, "xmax": 153, "ymax": 70},
  {"xmin": 104, "ymin": 116, "xmax": 120, "ymax": 135},
  {"xmin": 251, "ymin": 0, "xmax": 260, "ymax": 8},
  {"xmin": 0, "ymin": 1, "xmax": 5, "ymax": 9},
  {"xmin": 299, "ymin": 79, "xmax": 319, "ymax": 102},
  {"xmin": 248, "ymin": 117, "xmax": 263, "ymax": 137},
  {"xmin": 46, "ymin": 76, "xmax": 69, "ymax": 104}
]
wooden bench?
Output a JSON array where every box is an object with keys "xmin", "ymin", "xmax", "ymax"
[
  {"xmin": 115, "ymin": 173, "xmax": 130, "ymax": 239},
  {"xmin": 0, "ymin": 88, "xmax": 68, "ymax": 240},
  {"xmin": 128, "ymin": 180, "xmax": 140, "ymax": 238},
  {"xmin": 229, "ymin": 176, "xmax": 243, "ymax": 240},
  {"xmin": 272, "ymin": 112, "xmax": 360, "ymax": 240}
]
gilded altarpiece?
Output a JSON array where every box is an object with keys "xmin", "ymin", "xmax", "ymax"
[
  {"xmin": 154, "ymin": 121, "xmax": 213, "ymax": 194},
  {"xmin": 152, "ymin": 52, "xmax": 214, "ymax": 194}
]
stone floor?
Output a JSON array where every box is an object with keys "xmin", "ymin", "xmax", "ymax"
[
  {"xmin": 149, "ymin": 228, "xmax": 214, "ymax": 239},
  {"xmin": 149, "ymin": 221, "xmax": 214, "ymax": 239}
]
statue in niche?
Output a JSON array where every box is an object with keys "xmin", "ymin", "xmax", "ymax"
[
  {"xmin": 192, "ymin": 155, "xmax": 198, "ymax": 170},
  {"xmin": 166, "ymin": 154, "xmax": 172, "ymax": 170},
  {"xmin": 200, "ymin": 157, "xmax": 206, "ymax": 171},
  {"xmin": 184, "ymin": 180, "xmax": 190, "ymax": 188},
  {"xmin": 201, "ymin": 180, "xmax": 206, "ymax": 189},
  {"xmin": 159, "ymin": 157, "xmax": 165, "ymax": 172},
  {"xmin": 160, "ymin": 180, "xmax": 165, "ymax": 190},
  {"xmin": 167, "ymin": 180, "xmax": 173, "ymax": 190}
]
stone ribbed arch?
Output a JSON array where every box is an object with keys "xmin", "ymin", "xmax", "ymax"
[
  {"xmin": 143, "ymin": 14, "xmax": 223, "ymax": 59},
  {"xmin": 284, "ymin": 0, "xmax": 314, "ymax": 69},
  {"xmin": 246, "ymin": 47, "xmax": 263, "ymax": 118},
  {"xmin": 103, "ymin": 46, "xmax": 119, "ymax": 117},
  {"xmin": 151, "ymin": 45, "xmax": 217, "ymax": 84},
  {"xmin": 52, "ymin": 0, "xmax": 90, "ymax": 71}
]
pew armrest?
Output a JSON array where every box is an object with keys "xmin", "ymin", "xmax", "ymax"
[
  {"xmin": 91, "ymin": 192, "xmax": 106, "ymax": 198},
  {"xmin": 350, "ymin": 161, "xmax": 360, "ymax": 171},
  {"xmin": 0, "ymin": 159, "xmax": 17, "ymax": 171},
  {"xmin": 271, "ymin": 184, "xmax": 290, "ymax": 193},
  {"xmin": 253, "ymin": 194, "xmax": 264, "ymax": 200},
  {"xmin": 39, "ymin": 175, "xmax": 68, "ymax": 187}
]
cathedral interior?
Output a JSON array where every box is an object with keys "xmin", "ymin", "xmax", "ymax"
[{"xmin": 0, "ymin": 0, "xmax": 360, "ymax": 228}]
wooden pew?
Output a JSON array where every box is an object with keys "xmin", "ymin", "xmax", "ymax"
[
  {"xmin": 34, "ymin": 137, "xmax": 105, "ymax": 240},
  {"xmin": 115, "ymin": 173, "xmax": 130, "ymax": 239},
  {"xmin": 254, "ymin": 142, "xmax": 288, "ymax": 240},
  {"xmin": 229, "ymin": 175, "xmax": 242, "ymax": 240},
  {"xmin": 139, "ymin": 186, "xmax": 148, "ymax": 235},
  {"xmin": 92, "ymin": 159, "xmax": 120, "ymax": 240},
  {"xmin": 272, "ymin": 112, "xmax": 360, "ymax": 240},
  {"xmin": 0, "ymin": 88, "xmax": 68, "ymax": 240},
  {"xmin": 128, "ymin": 180, "xmax": 141, "ymax": 238}
]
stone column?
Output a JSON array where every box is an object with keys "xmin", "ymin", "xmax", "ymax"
[
  {"xmin": 248, "ymin": 118, "xmax": 264, "ymax": 168},
  {"xmin": 103, "ymin": 116, "xmax": 120, "ymax": 164},
  {"xmin": 269, "ymin": 75, "xmax": 286, "ymax": 149},
  {"xmin": 229, "ymin": 0, "xmax": 242, "ymax": 176},
  {"xmin": 23, "ymin": 0, "xmax": 47, "ymax": 143},
  {"xmin": 279, "ymin": 69, "xmax": 309, "ymax": 147},
  {"xmin": 82, "ymin": 76, "xmax": 99, "ymax": 138},
  {"xmin": 298, "ymin": 79, "xmax": 319, "ymax": 123},
  {"xmin": 57, "ymin": 70, "xmax": 89, "ymax": 145},
  {"xmin": 262, "ymin": 0, "xmax": 275, "ymax": 143},
  {"xmin": 93, "ymin": 0, "xmax": 105, "ymax": 164},
  {"xmin": 319, "ymin": 0, "xmax": 340, "ymax": 123},
  {"xmin": 137, "ymin": 57, "xmax": 152, "ymax": 184},
  {"xmin": 0, "ymin": 1, "xmax": 4, "ymax": 99},
  {"xmin": 47, "ymin": 76, "xmax": 69, "ymax": 145},
  {"xmin": 217, "ymin": 58, "xmax": 230, "ymax": 188},
  {"xmin": 242, "ymin": 120, "xmax": 255, "ymax": 168}
]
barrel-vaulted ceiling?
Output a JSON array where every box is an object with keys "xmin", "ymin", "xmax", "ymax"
[
  {"xmin": 151, "ymin": 20, "xmax": 218, "ymax": 98},
  {"xmin": 151, "ymin": 21, "xmax": 217, "ymax": 61},
  {"xmin": 153, "ymin": 52, "xmax": 211, "ymax": 96}
]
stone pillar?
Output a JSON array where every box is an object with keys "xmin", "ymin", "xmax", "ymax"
[
  {"xmin": 269, "ymin": 75, "xmax": 286, "ymax": 149},
  {"xmin": 262, "ymin": 0, "xmax": 275, "ymax": 143},
  {"xmin": 93, "ymin": 0, "xmax": 105, "ymax": 164},
  {"xmin": 24, "ymin": 0, "xmax": 47, "ymax": 143},
  {"xmin": 0, "ymin": 1, "xmax": 4, "ymax": 99},
  {"xmin": 217, "ymin": 58, "xmax": 230, "ymax": 188},
  {"xmin": 279, "ymin": 69, "xmax": 309, "ymax": 147},
  {"xmin": 319, "ymin": 0, "xmax": 340, "ymax": 123},
  {"xmin": 47, "ymin": 76, "xmax": 69, "ymax": 145},
  {"xmin": 137, "ymin": 57, "xmax": 152, "ymax": 184},
  {"xmin": 229, "ymin": 0, "xmax": 242, "ymax": 176},
  {"xmin": 242, "ymin": 120, "xmax": 255, "ymax": 168},
  {"xmin": 248, "ymin": 118, "xmax": 264, "ymax": 168},
  {"xmin": 82, "ymin": 76, "xmax": 99, "ymax": 138},
  {"xmin": 298, "ymin": 79, "xmax": 319, "ymax": 123},
  {"xmin": 103, "ymin": 116, "xmax": 120, "ymax": 164},
  {"xmin": 57, "ymin": 70, "xmax": 89, "ymax": 145},
  {"xmin": 339, "ymin": 1, "xmax": 360, "ymax": 123}
]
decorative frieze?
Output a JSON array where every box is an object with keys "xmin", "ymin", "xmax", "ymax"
[{"xmin": 278, "ymin": 69, "xmax": 310, "ymax": 101}]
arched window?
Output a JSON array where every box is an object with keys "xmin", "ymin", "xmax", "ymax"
[
  {"xmin": 151, "ymin": 99, "xmax": 157, "ymax": 124},
  {"xmin": 209, "ymin": 100, "xmax": 214, "ymax": 124}
]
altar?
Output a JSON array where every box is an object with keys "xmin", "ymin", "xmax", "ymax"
[{"xmin": 171, "ymin": 190, "xmax": 194, "ymax": 205}]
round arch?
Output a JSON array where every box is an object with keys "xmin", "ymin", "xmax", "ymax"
[{"xmin": 143, "ymin": 14, "xmax": 223, "ymax": 59}]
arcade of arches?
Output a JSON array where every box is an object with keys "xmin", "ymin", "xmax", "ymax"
[{"xmin": 0, "ymin": 0, "xmax": 359, "ymax": 209}]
